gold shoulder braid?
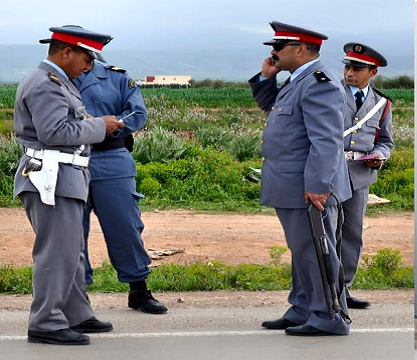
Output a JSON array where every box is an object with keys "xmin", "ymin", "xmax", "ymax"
[
  {"xmin": 109, "ymin": 66, "xmax": 126, "ymax": 73},
  {"xmin": 48, "ymin": 73, "xmax": 61, "ymax": 86}
]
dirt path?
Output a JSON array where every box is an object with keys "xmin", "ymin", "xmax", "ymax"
[{"xmin": 0, "ymin": 208, "xmax": 413, "ymax": 267}]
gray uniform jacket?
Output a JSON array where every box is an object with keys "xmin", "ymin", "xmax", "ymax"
[
  {"xmin": 13, "ymin": 62, "xmax": 106, "ymax": 202},
  {"xmin": 249, "ymin": 60, "xmax": 351, "ymax": 208},
  {"xmin": 342, "ymin": 80, "xmax": 394, "ymax": 190}
]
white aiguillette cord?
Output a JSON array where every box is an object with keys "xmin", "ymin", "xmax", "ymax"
[{"xmin": 343, "ymin": 97, "xmax": 387, "ymax": 138}]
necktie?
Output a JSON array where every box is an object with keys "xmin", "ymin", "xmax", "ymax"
[{"xmin": 354, "ymin": 90, "xmax": 364, "ymax": 111}]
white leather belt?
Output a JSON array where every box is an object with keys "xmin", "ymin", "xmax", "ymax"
[
  {"xmin": 344, "ymin": 151, "xmax": 366, "ymax": 162},
  {"xmin": 26, "ymin": 148, "xmax": 89, "ymax": 167}
]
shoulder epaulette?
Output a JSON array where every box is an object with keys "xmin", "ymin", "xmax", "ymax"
[
  {"xmin": 48, "ymin": 73, "xmax": 61, "ymax": 86},
  {"xmin": 109, "ymin": 66, "xmax": 126, "ymax": 73},
  {"xmin": 372, "ymin": 88, "xmax": 392, "ymax": 102},
  {"xmin": 313, "ymin": 71, "xmax": 331, "ymax": 82}
]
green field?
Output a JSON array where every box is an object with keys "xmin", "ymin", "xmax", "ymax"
[{"xmin": 0, "ymin": 85, "xmax": 414, "ymax": 109}]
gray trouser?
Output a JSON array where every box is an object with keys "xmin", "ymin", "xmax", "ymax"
[
  {"xmin": 20, "ymin": 192, "xmax": 94, "ymax": 332},
  {"xmin": 276, "ymin": 206, "xmax": 349, "ymax": 335},
  {"xmin": 341, "ymin": 186, "xmax": 369, "ymax": 298}
]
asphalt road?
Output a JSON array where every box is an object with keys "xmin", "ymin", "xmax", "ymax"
[{"xmin": 0, "ymin": 297, "xmax": 414, "ymax": 360}]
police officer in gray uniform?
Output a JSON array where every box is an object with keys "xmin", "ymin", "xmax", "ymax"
[
  {"xmin": 13, "ymin": 25, "xmax": 124, "ymax": 345},
  {"xmin": 341, "ymin": 43, "xmax": 394, "ymax": 309},
  {"xmin": 249, "ymin": 21, "xmax": 351, "ymax": 336},
  {"xmin": 73, "ymin": 60, "xmax": 167, "ymax": 314}
]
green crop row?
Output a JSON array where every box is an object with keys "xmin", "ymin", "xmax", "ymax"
[{"xmin": 0, "ymin": 85, "xmax": 413, "ymax": 109}]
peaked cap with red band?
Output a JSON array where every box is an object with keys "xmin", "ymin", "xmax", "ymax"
[
  {"xmin": 263, "ymin": 21, "xmax": 328, "ymax": 46},
  {"xmin": 342, "ymin": 42, "xmax": 387, "ymax": 68},
  {"xmin": 39, "ymin": 25, "xmax": 113, "ymax": 62}
]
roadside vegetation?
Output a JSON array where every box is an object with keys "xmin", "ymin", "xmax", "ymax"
[{"xmin": 0, "ymin": 247, "xmax": 412, "ymax": 294}]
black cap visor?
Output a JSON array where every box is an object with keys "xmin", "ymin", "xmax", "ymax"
[
  {"xmin": 342, "ymin": 59, "xmax": 375, "ymax": 68},
  {"xmin": 263, "ymin": 39, "xmax": 292, "ymax": 46}
]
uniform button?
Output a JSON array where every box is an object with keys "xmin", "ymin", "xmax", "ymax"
[
  {"xmin": 265, "ymin": 122, "xmax": 268, "ymax": 127},
  {"xmin": 260, "ymin": 140, "xmax": 264, "ymax": 144},
  {"xmin": 354, "ymin": 117, "xmax": 359, "ymax": 122},
  {"xmin": 353, "ymin": 130, "xmax": 357, "ymax": 134},
  {"xmin": 351, "ymin": 141, "xmax": 355, "ymax": 145},
  {"xmin": 262, "ymin": 157, "xmax": 265, "ymax": 162},
  {"xmin": 271, "ymin": 106, "xmax": 275, "ymax": 110}
]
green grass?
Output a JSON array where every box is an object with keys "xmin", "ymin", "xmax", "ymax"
[
  {"xmin": 0, "ymin": 247, "xmax": 413, "ymax": 294},
  {"xmin": 383, "ymin": 89, "xmax": 414, "ymax": 107},
  {"xmin": 0, "ymin": 85, "xmax": 17, "ymax": 109}
]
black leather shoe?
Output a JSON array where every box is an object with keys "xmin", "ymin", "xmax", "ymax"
[
  {"xmin": 347, "ymin": 297, "xmax": 371, "ymax": 309},
  {"xmin": 27, "ymin": 329, "xmax": 90, "ymax": 345},
  {"xmin": 128, "ymin": 290, "xmax": 168, "ymax": 314},
  {"xmin": 285, "ymin": 324, "xmax": 342, "ymax": 336},
  {"xmin": 261, "ymin": 318, "xmax": 298, "ymax": 330},
  {"xmin": 128, "ymin": 281, "xmax": 168, "ymax": 314},
  {"xmin": 70, "ymin": 316, "xmax": 113, "ymax": 333}
]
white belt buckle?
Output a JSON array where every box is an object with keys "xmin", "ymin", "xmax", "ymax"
[{"xmin": 345, "ymin": 151, "xmax": 354, "ymax": 161}]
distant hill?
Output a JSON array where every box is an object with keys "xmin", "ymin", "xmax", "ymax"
[{"xmin": 0, "ymin": 28, "xmax": 413, "ymax": 83}]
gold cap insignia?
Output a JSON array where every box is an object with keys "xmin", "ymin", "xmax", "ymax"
[{"xmin": 354, "ymin": 44, "xmax": 363, "ymax": 53}]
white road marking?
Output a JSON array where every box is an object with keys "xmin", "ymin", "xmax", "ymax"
[{"xmin": 0, "ymin": 328, "xmax": 413, "ymax": 341}]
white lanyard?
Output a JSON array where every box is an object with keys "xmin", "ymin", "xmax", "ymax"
[{"xmin": 343, "ymin": 98, "xmax": 387, "ymax": 138}]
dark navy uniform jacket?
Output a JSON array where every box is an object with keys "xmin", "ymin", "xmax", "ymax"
[{"xmin": 73, "ymin": 61, "xmax": 147, "ymax": 181}]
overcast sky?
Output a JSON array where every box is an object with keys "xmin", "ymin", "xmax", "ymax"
[{"xmin": 0, "ymin": 0, "xmax": 413, "ymax": 48}]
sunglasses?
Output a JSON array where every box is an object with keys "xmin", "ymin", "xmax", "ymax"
[{"xmin": 272, "ymin": 43, "xmax": 302, "ymax": 52}]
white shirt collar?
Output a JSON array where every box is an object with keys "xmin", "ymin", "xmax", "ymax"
[
  {"xmin": 290, "ymin": 58, "xmax": 320, "ymax": 82},
  {"xmin": 348, "ymin": 84, "xmax": 369, "ymax": 99}
]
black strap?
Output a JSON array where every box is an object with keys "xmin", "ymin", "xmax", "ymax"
[
  {"xmin": 330, "ymin": 192, "xmax": 351, "ymax": 324},
  {"xmin": 91, "ymin": 137, "xmax": 125, "ymax": 151}
]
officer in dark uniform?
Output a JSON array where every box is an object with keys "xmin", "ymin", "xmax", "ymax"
[
  {"xmin": 341, "ymin": 43, "xmax": 394, "ymax": 309},
  {"xmin": 73, "ymin": 60, "xmax": 167, "ymax": 314},
  {"xmin": 249, "ymin": 21, "xmax": 351, "ymax": 336},
  {"xmin": 14, "ymin": 25, "xmax": 124, "ymax": 345}
]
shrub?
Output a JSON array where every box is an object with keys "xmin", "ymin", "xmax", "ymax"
[
  {"xmin": 132, "ymin": 127, "xmax": 188, "ymax": 164},
  {"xmin": 368, "ymin": 148, "xmax": 414, "ymax": 210},
  {"xmin": 268, "ymin": 246, "xmax": 288, "ymax": 266},
  {"xmin": 226, "ymin": 132, "xmax": 262, "ymax": 161},
  {"xmin": 0, "ymin": 134, "xmax": 23, "ymax": 177},
  {"xmin": 371, "ymin": 75, "xmax": 414, "ymax": 89},
  {"xmin": 0, "ymin": 134, "xmax": 23, "ymax": 207},
  {"xmin": 0, "ymin": 264, "xmax": 32, "ymax": 294},
  {"xmin": 139, "ymin": 177, "xmax": 161, "ymax": 197},
  {"xmin": 372, "ymin": 248, "xmax": 403, "ymax": 276},
  {"xmin": 353, "ymin": 248, "xmax": 412, "ymax": 289},
  {"xmin": 194, "ymin": 126, "xmax": 233, "ymax": 148}
]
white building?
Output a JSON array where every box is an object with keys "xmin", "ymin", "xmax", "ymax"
[{"xmin": 136, "ymin": 75, "xmax": 191, "ymax": 88}]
